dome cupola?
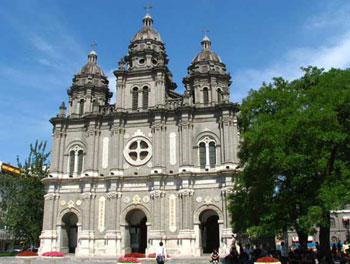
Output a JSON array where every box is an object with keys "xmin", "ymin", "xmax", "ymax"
[
  {"xmin": 67, "ymin": 47, "xmax": 112, "ymax": 116},
  {"xmin": 183, "ymin": 35, "xmax": 231, "ymax": 106},
  {"xmin": 191, "ymin": 35, "xmax": 222, "ymax": 64}
]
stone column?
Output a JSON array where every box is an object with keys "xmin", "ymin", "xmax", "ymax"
[
  {"xmin": 222, "ymin": 116, "xmax": 232, "ymax": 163},
  {"xmin": 150, "ymin": 190, "xmax": 165, "ymax": 228},
  {"xmin": 50, "ymin": 128, "xmax": 61, "ymax": 176},
  {"xmin": 178, "ymin": 189, "xmax": 194, "ymax": 229},
  {"xmin": 105, "ymin": 190, "xmax": 122, "ymax": 256},
  {"xmin": 85, "ymin": 123, "xmax": 96, "ymax": 176},
  {"xmin": 93, "ymin": 130, "xmax": 101, "ymax": 173},
  {"xmin": 152, "ymin": 122, "xmax": 163, "ymax": 170},
  {"xmin": 59, "ymin": 131, "xmax": 66, "ymax": 175}
]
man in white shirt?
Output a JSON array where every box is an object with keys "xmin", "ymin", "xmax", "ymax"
[{"xmin": 156, "ymin": 241, "xmax": 167, "ymax": 264}]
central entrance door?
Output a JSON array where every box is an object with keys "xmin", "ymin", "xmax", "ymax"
[
  {"xmin": 200, "ymin": 210, "xmax": 219, "ymax": 254},
  {"xmin": 126, "ymin": 209, "xmax": 147, "ymax": 253}
]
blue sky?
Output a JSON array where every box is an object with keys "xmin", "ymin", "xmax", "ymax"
[{"xmin": 1, "ymin": 0, "xmax": 350, "ymax": 165}]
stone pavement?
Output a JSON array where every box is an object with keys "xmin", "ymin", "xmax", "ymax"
[{"xmin": 0, "ymin": 256, "xmax": 213, "ymax": 264}]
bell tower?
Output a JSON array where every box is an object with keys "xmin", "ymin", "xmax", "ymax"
[
  {"xmin": 114, "ymin": 11, "xmax": 177, "ymax": 111},
  {"xmin": 67, "ymin": 47, "xmax": 112, "ymax": 116},
  {"xmin": 183, "ymin": 34, "xmax": 231, "ymax": 107}
]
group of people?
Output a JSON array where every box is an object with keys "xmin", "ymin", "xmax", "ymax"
[
  {"xmin": 155, "ymin": 240, "xmax": 350, "ymax": 264},
  {"xmin": 219, "ymin": 240, "xmax": 350, "ymax": 264}
]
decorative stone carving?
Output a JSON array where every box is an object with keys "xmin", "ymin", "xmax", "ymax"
[
  {"xmin": 60, "ymin": 200, "xmax": 66, "ymax": 206},
  {"xmin": 124, "ymin": 134, "xmax": 130, "ymax": 139},
  {"xmin": 196, "ymin": 196, "xmax": 203, "ymax": 203},
  {"xmin": 132, "ymin": 195, "xmax": 141, "ymax": 204},
  {"xmin": 204, "ymin": 196, "xmax": 212, "ymax": 205},
  {"xmin": 76, "ymin": 200, "xmax": 82, "ymax": 206},
  {"xmin": 214, "ymin": 196, "xmax": 220, "ymax": 202},
  {"xmin": 107, "ymin": 191, "xmax": 122, "ymax": 199},
  {"xmin": 124, "ymin": 136, "xmax": 152, "ymax": 166},
  {"xmin": 169, "ymin": 132, "xmax": 177, "ymax": 165},
  {"xmin": 169, "ymin": 194, "xmax": 176, "ymax": 232},
  {"xmin": 123, "ymin": 197, "xmax": 130, "ymax": 204},
  {"xmin": 150, "ymin": 190, "xmax": 165, "ymax": 199},
  {"xmin": 143, "ymin": 196, "xmax": 150, "ymax": 203},
  {"xmin": 82, "ymin": 192, "xmax": 96, "ymax": 200},
  {"xmin": 178, "ymin": 189, "xmax": 194, "ymax": 197},
  {"xmin": 98, "ymin": 197, "xmax": 106, "ymax": 232},
  {"xmin": 102, "ymin": 137, "xmax": 109, "ymax": 169},
  {"xmin": 221, "ymin": 187, "xmax": 233, "ymax": 197},
  {"xmin": 68, "ymin": 200, "xmax": 75, "ymax": 208}
]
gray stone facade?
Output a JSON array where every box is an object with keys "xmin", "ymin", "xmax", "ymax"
[{"xmin": 39, "ymin": 13, "xmax": 239, "ymax": 257}]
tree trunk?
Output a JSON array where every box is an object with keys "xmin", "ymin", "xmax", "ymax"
[
  {"xmin": 319, "ymin": 211, "xmax": 333, "ymax": 263},
  {"xmin": 297, "ymin": 230, "xmax": 308, "ymax": 252}
]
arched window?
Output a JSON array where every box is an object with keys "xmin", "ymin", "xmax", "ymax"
[
  {"xmin": 132, "ymin": 88, "xmax": 138, "ymax": 110},
  {"xmin": 77, "ymin": 150, "xmax": 83, "ymax": 174},
  {"xmin": 68, "ymin": 146, "xmax": 84, "ymax": 177},
  {"xmin": 69, "ymin": 151, "xmax": 75, "ymax": 177},
  {"xmin": 142, "ymin": 86, "xmax": 149, "ymax": 109},
  {"xmin": 203, "ymin": 88, "xmax": 209, "ymax": 105},
  {"xmin": 217, "ymin": 89, "xmax": 222, "ymax": 103},
  {"xmin": 198, "ymin": 137, "xmax": 217, "ymax": 170},
  {"xmin": 79, "ymin": 99, "xmax": 84, "ymax": 115},
  {"xmin": 209, "ymin": 142, "xmax": 216, "ymax": 168},
  {"xmin": 199, "ymin": 142, "xmax": 206, "ymax": 168}
]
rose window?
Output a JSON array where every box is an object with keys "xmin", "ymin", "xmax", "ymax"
[{"xmin": 124, "ymin": 137, "xmax": 152, "ymax": 166}]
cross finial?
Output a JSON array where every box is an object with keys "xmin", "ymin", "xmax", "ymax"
[
  {"xmin": 91, "ymin": 41, "xmax": 98, "ymax": 51},
  {"xmin": 202, "ymin": 29, "xmax": 210, "ymax": 37},
  {"xmin": 144, "ymin": 4, "xmax": 152, "ymax": 13}
]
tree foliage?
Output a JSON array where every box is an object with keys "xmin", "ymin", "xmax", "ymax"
[
  {"xmin": 229, "ymin": 67, "xmax": 350, "ymax": 252},
  {"xmin": 0, "ymin": 140, "xmax": 50, "ymax": 247}
]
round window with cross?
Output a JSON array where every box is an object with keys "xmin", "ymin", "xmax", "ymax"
[{"xmin": 124, "ymin": 137, "xmax": 152, "ymax": 166}]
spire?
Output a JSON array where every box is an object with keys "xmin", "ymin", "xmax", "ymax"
[
  {"xmin": 201, "ymin": 30, "xmax": 211, "ymax": 50},
  {"xmin": 143, "ymin": 4, "xmax": 153, "ymax": 28},
  {"xmin": 88, "ymin": 42, "xmax": 98, "ymax": 64}
]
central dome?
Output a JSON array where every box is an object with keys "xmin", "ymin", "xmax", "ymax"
[{"xmin": 131, "ymin": 13, "xmax": 163, "ymax": 42}]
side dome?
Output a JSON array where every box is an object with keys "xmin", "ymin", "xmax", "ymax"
[
  {"xmin": 131, "ymin": 13, "xmax": 163, "ymax": 42},
  {"xmin": 191, "ymin": 36, "xmax": 222, "ymax": 63},
  {"xmin": 77, "ymin": 50, "xmax": 107, "ymax": 77}
]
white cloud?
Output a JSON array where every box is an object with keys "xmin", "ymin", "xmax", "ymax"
[{"xmin": 232, "ymin": 31, "xmax": 350, "ymax": 103}]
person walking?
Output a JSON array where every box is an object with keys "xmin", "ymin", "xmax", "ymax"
[{"xmin": 156, "ymin": 241, "xmax": 167, "ymax": 264}]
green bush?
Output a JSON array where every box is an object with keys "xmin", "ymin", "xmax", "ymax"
[{"xmin": 0, "ymin": 252, "xmax": 17, "ymax": 257}]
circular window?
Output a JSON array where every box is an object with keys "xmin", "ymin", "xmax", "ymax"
[
  {"xmin": 152, "ymin": 59, "xmax": 158, "ymax": 65},
  {"xmin": 138, "ymin": 58, "xmax": 145, "ymax": 65},
  {"xmin": 124, "ymin": 137, "xmax": 152, "ymax": 166}
]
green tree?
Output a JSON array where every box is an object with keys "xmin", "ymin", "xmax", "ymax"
[
  {"xmin": 0, "ymin": 140, "xmax": 50, "ymax": 248},
  {"xmin": 229, "ymin": 67, "xmax": 350, "ymax": 255}
]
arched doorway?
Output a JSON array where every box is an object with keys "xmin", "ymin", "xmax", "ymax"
[
  {"xmin": 61, "ymin": 212, "xmax": 78, "ymax": 254},
  {"xmin": 200, "ymin": 210, "xmax": 219, "ymax": 253},
  {"xmin": 125, "ymin": 209, "xmax": 147, "ymax": 253}
]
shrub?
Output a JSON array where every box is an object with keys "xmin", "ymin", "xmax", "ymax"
[
  {"xmin": 42, "ymin": 251, "xmax": 65, "ymax": 257},
  {"xmin": 0, "ymin": 252, "xmax": 17, "ymax": 257},
  {"xmin": 124, "ymin": 252, "xmax": 146, "ymax": 258},
  {"xmin": 17, "ymin": 251, "xmax": 38, "ymax": 256},
  {"xmin": 118, "ymin": 256, "xmax": 141, "ymax": 263},
  {"xmin": 256, "ymin": 257, "xmax": 280, "ymax": 262}
]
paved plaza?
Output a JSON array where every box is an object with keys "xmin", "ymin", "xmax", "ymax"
[{"xmin": 0, "ymin": 256, "xmax": 212, "ymax": 264}]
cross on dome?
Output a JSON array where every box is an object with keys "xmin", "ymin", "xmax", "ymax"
[
  {"xmin": 201, "ymin": 29, "xmax": 211, "ymax": 50},
  {"xmin": 143, "ymin": 4, "xmax": 153, "ymax": 28},
  {"xmin": 144, "ymin": 4, "xmax": 153, "ymax": 14}
]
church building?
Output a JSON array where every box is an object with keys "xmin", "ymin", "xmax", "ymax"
[{"xmin": 39, "ymin": 12, "xmax": 239, "ymax": 257}]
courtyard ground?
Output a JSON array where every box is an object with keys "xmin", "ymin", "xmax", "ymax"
[{"xmin": 0, "ymin": 256, "xmax": 212, "ymax": 264}]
